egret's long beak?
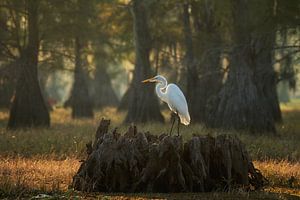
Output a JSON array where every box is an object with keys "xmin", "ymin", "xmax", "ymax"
[{"xmin": 142, "ymin": 77, "xmax": 155, "ymax": 83}]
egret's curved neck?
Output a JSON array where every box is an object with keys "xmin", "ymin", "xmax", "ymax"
[{"xmin": 155, "ymin": 79, "xmax": 167, "ymax": 102}]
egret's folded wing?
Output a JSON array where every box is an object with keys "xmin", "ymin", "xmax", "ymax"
[{"xmin": 166, "ymin": 84, "xmax": 190, "ymax": 125}]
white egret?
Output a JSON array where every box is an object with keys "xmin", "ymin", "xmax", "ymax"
[{"xmin": 142, "ymin": 75, "xmax": 190, "ymax": 135}]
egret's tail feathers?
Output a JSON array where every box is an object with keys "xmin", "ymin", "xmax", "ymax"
[{"xmin": 179, "ymin": 113, "xmax": 190, "ymax": 125}]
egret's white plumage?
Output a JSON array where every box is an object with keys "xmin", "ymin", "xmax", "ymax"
[{"xmin": 142, "ymin": 75, "xmax": 190, "ymax": 126}]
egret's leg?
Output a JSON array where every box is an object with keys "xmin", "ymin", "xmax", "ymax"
[
  {"xmin": 177, "ymin": 114, "xmax": 180, "ymax": 136},
  {"xmin": 169, "ymin": 114, "xmax": 176, "ymax": 136}
]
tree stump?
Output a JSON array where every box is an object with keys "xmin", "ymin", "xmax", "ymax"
[{"xmin": 72, "ymin": 119, "xmax": 267, "ymax": 193}]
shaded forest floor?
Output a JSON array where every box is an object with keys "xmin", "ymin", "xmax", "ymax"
[{"xmin": 0, "ymin": 101, "xmax": 300, "ymax": 199}]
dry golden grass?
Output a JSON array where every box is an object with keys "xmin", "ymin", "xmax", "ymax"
[
  {"xmin": 0, "ymin": 156, "xmax": 299, "ymax": 199},
  {"xmin": 0, "ymin": 156, "xmax": 79, "ymax": 196},
  {"xmin": 254, "ymin": 160, "xmax": 300, "ymax": 189},
  {"xmin": 0, "ymin": 102, "xmax": 300, "ymax": 199}
]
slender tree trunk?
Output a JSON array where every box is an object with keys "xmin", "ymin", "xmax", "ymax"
[
  {"xmin": 124, "ymin": 0, "xmax": 164, "ymax": 123},
  {"xmin": 277, "ymin": 28, "xmax": 291, "ymax": 103},
  {"xmin": 182, "ymin": 3, "xmax": 198, "ymax": 124},
  {"xmin": 0, "ymin": 66, "xmax": 16, "ymax": 108},
  {"xmin": 7, "ymin": 0, "xmax": 50, "ymax": 129},
  {"xmin": 69, "ymin": 38, "xmax": 94, "ymax": 118},
  {"xmin": 188, "ymin": 1, "xmax": 223, "ymax": 123},
  {"xmin": 0, "ymin": 77, "xmax": 15, "ymax": 108}
]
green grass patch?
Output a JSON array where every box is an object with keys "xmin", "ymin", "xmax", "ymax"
[{"xmin": 0, "ymin": 106, "xmax": 300, "ymax": 161}]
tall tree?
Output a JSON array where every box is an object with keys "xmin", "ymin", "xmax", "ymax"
[
  {"xmin": 68, "ymin": 38, "xmax": 94, "ymax": 118},
  {"xmin": 65, "ymin": 0, "xmax": 95, "ymax": 118},
  {"xmin": 0, "ymin": 1, "xmax": 23, "ymax": 109},
  {"xmin": 183, "ymin": 1, "xmax": 224, "ymax": 123},
  {"xmin": 125, "ymin": 0, "xmax": 164, "ymax": 123},
  {"xmin": 253, "ymin": 12, "xmax": 282, "ymax": 123},
  {"xmin": 8, "ymin": 0, "xmax": 50, "ymax": 128},
  {"xmin": 206, "ymin": 0, "xmax": 276, "ymax": 133},
  {"xmin": 91, "ymin": 46, "xmax": 119, "ymax": 109},
  {"xmin": 182, "ymin": 2, "xmax": 198, "ymax": 124}
]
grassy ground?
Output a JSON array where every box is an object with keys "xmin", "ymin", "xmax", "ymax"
[{"xmin": 0, "ymin": 102, "xmax": 300, "ymax": 199}]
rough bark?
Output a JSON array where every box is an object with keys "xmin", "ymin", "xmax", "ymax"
[
  {"xmin": 253, "ymin": 9, "xmax": 282, "ymax": 123},
  {"xmin": 124, "ymin": 0, "xmax": 164, "ymax": 123},
  {"xmin": 7, "ymin": 0, "xmax": 50, "ymax": 129},
  {"xmin": 72, "ymin": 119, "xmax": 267, "ymax": 193},
  {"xmin": 254, "ymin": 35, "xmax": 282, "ymax": 123},
  {"xmin": 206, "ymin": 0, "xmax": 276, "ymax": 133},
  {"xmin": 68, "ymin": 38, "xmax": 94, "ymax": 118},
  {"xmin": 206, "ymin": 51, "xmax": 276, "ymax": 133}
]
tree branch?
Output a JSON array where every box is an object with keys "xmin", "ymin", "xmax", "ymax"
[{"xmin": 273, "ymin": 50, "xmax": 300, "ymax": 64}]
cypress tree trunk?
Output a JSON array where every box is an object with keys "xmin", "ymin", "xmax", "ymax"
[
  {"xmin": 124, "ymin": 0, "xmax": 164, "ymax": 123},
  {"xmin": 254, "ymin": 35, "xmax": 282, "ymax": 123},
  {"xmin": 118, "ymin": 87, "xmax": 132, "ymax": 111},
  {"xmin": 91, "ymin": 61, "xmax": 119, "ymax": 109},
  {"xmin": 69, "ymin": 38, "xmax": 94, "ymax": 118},
  {"xmin": 206, "ymin": 0, "xmax": 276, "ymax": 133},
  {"xmin": 253, "ymin": 7, "xmax": 282, "ymax": 123},
  {"xmin": 7, "ymin": 0, "xmax": 50, "ymax": 129},
  {"xmin": 207, "ymin": 50, "xmax": 275, "ymax": 133}
]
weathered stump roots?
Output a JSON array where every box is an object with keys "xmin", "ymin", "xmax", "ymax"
[{"xmin": 72, "ymin": 119, "xmax": 267, "ymax": 193}]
